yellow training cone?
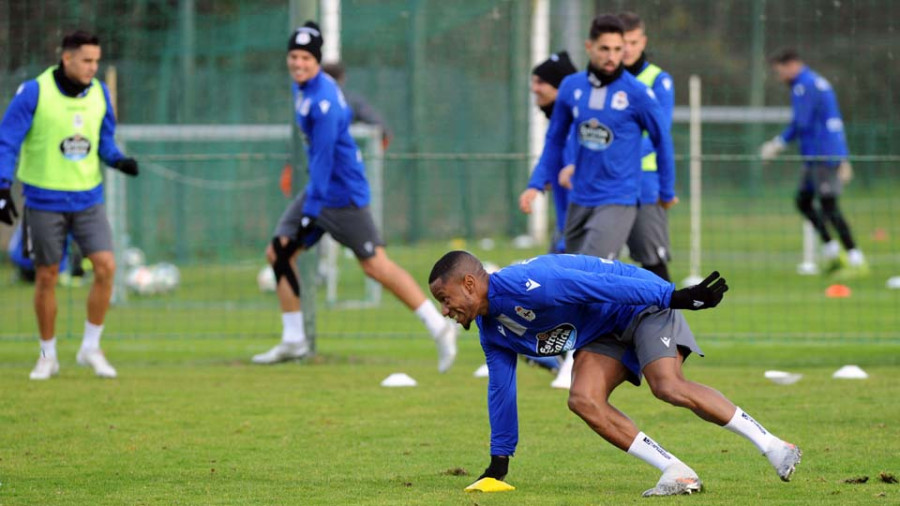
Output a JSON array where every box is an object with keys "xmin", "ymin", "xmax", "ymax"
[{"xmin": 464, "ymin": 477, "xmax": 516, "ymax": 492}]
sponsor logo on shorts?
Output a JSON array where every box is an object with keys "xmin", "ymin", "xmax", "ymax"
[
  {"xmin": 578, "ymin": 118, "xmax": 614, "ymax": 151},
  {"xmin": 59, "ymin": 134, "xmax": 91, "ymax": 161},
  {"xmin": 660, "ymin": 336, "xmax": 671, "ymax": 348},
  {"xmin": 515, "ymin": 306, "xmax": 535, "ymax": 321},
  {"xmin": 535, "ymin": 323, "xmax": 577, "ymax": 356}
]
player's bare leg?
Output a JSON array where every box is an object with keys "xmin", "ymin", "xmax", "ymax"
[
  {"xmin": 567, "ymin": 351, "xmax": 701, "ymax": 496},
  {"xmin": 642, "ymin": 351, "xmax": 802, "ymax": 481},
  {"xmin": 252, "ymin": 237, "xmax": 308, "ymax": 364},
  {"xmin": 76, "ymin": 251, "xmax": 117, "ymax": 378},
  {"xmin": 360, "ymin": 247, "xmax": 457, "ymax": 372},
  {"xmin": 30, "ymin": 263, "xmax": 61, "ymax": 379}
]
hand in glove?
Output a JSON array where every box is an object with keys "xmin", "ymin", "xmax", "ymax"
[{"xmin": 670, "ymin": 271, "xmax": 729, "ymax": 310}]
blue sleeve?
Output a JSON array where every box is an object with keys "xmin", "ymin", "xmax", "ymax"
[
  {"xmin": 539, "ymin": 265, "xmax": 674, "ymax": 308},
  {"xmin": 301, "ymin": 97, "xmax": 340, "ymax": 218},
  {"xmin": 98, "ymin": 82, "xmax": 125, "ymax": 166},
  {"xmin": 782, "ymin": 84, "xmax": 817, "ymax": 144},
  {"xmin": 531, "ymin": 81, "xmax": 574, "ymax": 190},
  {"xmin": 635, "ymin": 88, "xmax": 675, "ymax": 201},
  {"xmin": 780, "ymin": 119, "xmax": 797, "ymax": 144},
  {"xmin": 482, "ymin": 330, "xmax": 520, "ymax": 456},
  {"xmin": 0, "ymin": 81, "xmax": 39, "ymax": 187},
  {"xmin": 563, "ymin": 126, "xmax": 578, "ymax": 167}
]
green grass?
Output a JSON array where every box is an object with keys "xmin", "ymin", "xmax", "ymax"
[{"xmin": 1, "ymin": 336, "xmax": 898, "ymax": 504}]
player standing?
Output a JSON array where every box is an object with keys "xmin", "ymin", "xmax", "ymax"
[
  {"xmin": 760, "ymin": 48, "xmax": 867, "ymax": 277},
  {"xmin": 429, "ymin": 251, "xmax": 802, "ymax": 497},
  {"xmin": 619, "ymin": 11, "xmax": 676, "ymax": 282},
  {"xmin": 251, "ymin": 22, "xmax": 457, "ymax": 371},
  {"xmin": 0, "ymin": 31, "xmax": 139, "ymax": 380}
]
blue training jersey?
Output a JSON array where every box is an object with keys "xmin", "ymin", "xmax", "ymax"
[
  {"xmin": 476, "ymin": 254, "xmax": 675, "ymax": 456},
  {"xmin": 292, "ymin": 70, "xmax": 370, "ymax": 217},
  {"xmin": 533, "ymin": 70, "xmax": 675, "ymax": 207},
  {"xmin": 0, "ymin": 78, "xmax": 125, "ymax": 212},
  {"xmin": 778, "ymin": 66, "xmax": 848, "ymax": 166},
  {"xmin": 526, "ymin": 118, "xmax": 573, "ymax": 244}
]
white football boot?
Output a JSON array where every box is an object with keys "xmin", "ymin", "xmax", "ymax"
[
  {"xmin": 642, "ymin": 462, "xmax": 703, "ymax": 497},
  {"xmin": 76, "ymin": 348, "xmax": 118, "ymax": 378},
  {"xmin": 29, "ymin": 356, "xmax": 60, "ymax": 380},
  {"xmin": 435, "ymin": 322, "xmax": 458, "ymax": 373},
  {"xmin": 765, "ymin": 440, "xmax": 802, "ymax": 482},
  {"xmin": 251, "ymin": 341, "xmax": 310, "ymax": 364},
  {"xmin": 550, "ymin": 351, "xmax": 574, "ymax": 389}
]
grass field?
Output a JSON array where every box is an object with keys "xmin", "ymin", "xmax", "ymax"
[
  {"xmin": 1, "ymin": 336, "xmax": 898, "ymax": 505},
  {"xmin": 2, "ymin": 187, "xmax": 900, "ymax": 504}
]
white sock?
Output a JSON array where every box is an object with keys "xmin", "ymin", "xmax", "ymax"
[
  {"xmin": 281, "ymin": 311, "xmax": 306, "ymax": 344},
  {"xmin": 723, "ymin": 407, "xmax": 780, "ymax": 454},
  {"xmin": 414, "ymin": 300, "xmax": 447, "ymax": 339},
  {"xmin": 40, "ymin": 337, "xmax": 58, "ymax": 359},
  {"xmin": 822, "ymin": 240, "xmax": 840, "ymax": 259},
  {"xmin": 627, "ymin": 431, "xmax": 683, "ymax": 471},
  {"xmin": 847, "ymin": 249, "xmax": 865, "ymax": 266},
  {"xmin": 81, "ymin": 321, "xmax": 104, "ymax": 350}
]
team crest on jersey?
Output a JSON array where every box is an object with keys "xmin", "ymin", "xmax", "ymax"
[
  {"xmin": 319, "ymin": 99, "xmax": 331, "ymax": 114},
  {"xmin": 515, "ymin": 306, "xmax": 536, "ymax": 321},
  {"xmin": 535, "ymin": 323, "xmax": 577, "ymax": 355},
  {"xmin": 578, "ymin": 118, "xmax": 614, "ymax": 151},
  {"xmin": 59, "ymin": 134, "xmax": 91, "ymax": 161},
  {"xmin": 611, "ymin": 91, "xmax": 629, "ymax": 110},
  {"xmin": 793, "ymin": 84, "xmax": 805, "ymax": 96}
]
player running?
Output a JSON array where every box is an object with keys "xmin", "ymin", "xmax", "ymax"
[
  {"xmin": 428, "ymin": 251, "xmax": 802, "ymax": 497},
  {"xmin": 251, "ymin": 22, "xmax": 457, "ymax": 371}
]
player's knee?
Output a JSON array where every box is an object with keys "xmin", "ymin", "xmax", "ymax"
[
  {"xmin": 567, "ymin": 389, "xmax": 604, "ymax": 417},
  {"xmin": 360, "ymin": 254, "xmax": 390, "ymax": 280},
  {"xmin": 648, "ymin": 380, "xmax": 689, "ymax": 406},
  {"xmin": 91, "ymin": 254, "xmax": 116, "ymax": 282},
  {"xmin": 820, "ymin": 196, "xmax": 840, "ymax": 217},
  {"xmin": 35, "ymin": 265, "xmax": 60, "ymax": 289},
  {"xmin": 795, "ymin": 192, "xmax": 814, "ymax": 214}
]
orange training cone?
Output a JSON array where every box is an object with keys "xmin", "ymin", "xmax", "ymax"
[{"xmin": 825, "ymin": 284, "xmax": 851, "ymax": 298}]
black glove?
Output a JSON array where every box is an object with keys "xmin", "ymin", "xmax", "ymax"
[
  {"xmin": 0, "ymin": 187, "xmax": 19, "ymax": 226},
  {"xmin": 478, "ymin": 455, "xmax": 509, "ymax": 481},
  {"xmin": 114, "ymin": 158, "xmax": 139, "ymax": 176},
  {"xmin": 670, "ymin": 271, "xmax": 729, "ymax": 310},
  {"xmin": 297, "ymin": 215, "xmax": 317, "ymax": 240}
]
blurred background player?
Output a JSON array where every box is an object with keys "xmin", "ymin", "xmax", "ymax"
[
  {"xmin": 519, "ymin": 51, "xmax": 578, "ymax": 254},
  {"xmin": 322, "ymin": 62, "xmax": 393, "ymax": 151},
  {"xmin": 536, "ymin": 15, "xmax": 676, "ymax": 261},
  {"xmin": 429, "ymin": 250, "xmax": 801, "ymax": 497},
  {"xmin": 0, "ymin": 30, "xmax": 139, "ymax": 380},
  {"xmin": 619, "ymin": 11, "xmax": 676, "ymax": 282},
  {"xmin": 251, "ymin": 22, "xmax": 457, "ymax": 371},
  {"xmin": 760, "ymin": 48, "xmax": 867, "ymax": 277}
]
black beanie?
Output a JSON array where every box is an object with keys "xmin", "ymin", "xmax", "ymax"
[
  {"xmin": 288, "ymin": 21, "xmax": 323, "ymax": 62},
  {"xmin": 532, "ymin": 51, "xmax": 577, "ymax": 89}
]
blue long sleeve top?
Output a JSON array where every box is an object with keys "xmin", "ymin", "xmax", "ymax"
[
  {"xmin": 292, "ymin": 70, "xmax": 370, "ymax": 217},
  {"xmin": 634, "ymin": 62, "xmax": 674, "ymax": 205},
  {"xmin": 778, "ymin": 66, "xmax": 848, "ymax": 166},
  {"xmin": 532, "ymin": 70, "xmax": 676, "ymax": 207},
  {"xmin": 476, "ymin": 254, "xmax": 675, "ymax": 456},
  {"xmin": 0, "ymin": 77, "xmax": 125, "ymax": 212}
]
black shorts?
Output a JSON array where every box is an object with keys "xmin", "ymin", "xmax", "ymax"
[{"xmin": 274, "ymin": 192, "xmax": 384, "ymax": 259}]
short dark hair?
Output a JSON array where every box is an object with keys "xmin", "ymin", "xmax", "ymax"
[
  {"xmin": 322, "ymin": 62, "xmax": 345, "ymax": 81},
  {"xmin": 61, "ymin": 31, "xmax": 99, "ymax": 51},
  {"xmin": 589, "ymin": 14, "xmax": 625, "ymax": 40},
  {"xmin": 769, "ymin": 47, "xmax": 801, "ymax": 65},
  {"xmin": 428, "ymin": 250, "xmax": 482, "ymax": 285},
  {"xmin": 618, "ymin": 11, "xmax": 644, "ymax": 32}
]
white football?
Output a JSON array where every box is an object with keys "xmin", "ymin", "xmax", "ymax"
[{"xmin": 126, "ymin": 266, "xmax": 156, "ymax": 295}]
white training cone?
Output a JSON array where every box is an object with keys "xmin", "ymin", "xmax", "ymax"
[
  {"xmin": 886, "ymin": 276, "xmax": 900, "ymax": 289},
  {"xmin": 764, "ymin": 370, "xmax": 803, "ymax": 385},
  {"xmin": 832, "ymin": 365, "xmax": 868, "ymax": 379},
  {"xmin": 473, "ymin": 364, "xmax": 490, "ymax": 378},
  {"xmin": 380, "ymin": 373, "xmax": 418, "ymax": 387}
]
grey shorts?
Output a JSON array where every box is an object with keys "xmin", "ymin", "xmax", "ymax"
[
  {"xmin": 627, "ymin": 204, "xmax": 671, "ymax": 266},
  {"xmin": 564, "ymin": 203, "xmax": 637, "ymax": 259},
  {"xmin": 274, "ymin": 192, "xmax": 384, "ymax": 259},
  {"xmin": 23, "ymin": 204, "xmax": 112, "ymax": 266},
  {"xmin": 580, "ymin": 306, "xmax": 703, "ymax": 385},
  {"xmin": 800, "ymin": 163, "xmax": 842, "ymax": 196}
]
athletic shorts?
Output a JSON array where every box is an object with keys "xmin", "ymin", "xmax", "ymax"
[
  {"xmin": 564, "ymin": 203, "xmax": 637, "ymax": 260},
  {"xmin": 799, "ymin": 163, "xmax": 842, "ymax": 197},
  {"xmin": 580, "ymin": 306, "xmax": 703, "ymax": 385},
  {"xmin": 23, "ymin": 204, "xmax": 112, "ymax": 266},
  {"xmin": 274, "ymin": 192, "xmax": 384, "ymax": 260},
  {"xmin": 627, "ymin": 204, "xmax": 671, "ymax": 266}
]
